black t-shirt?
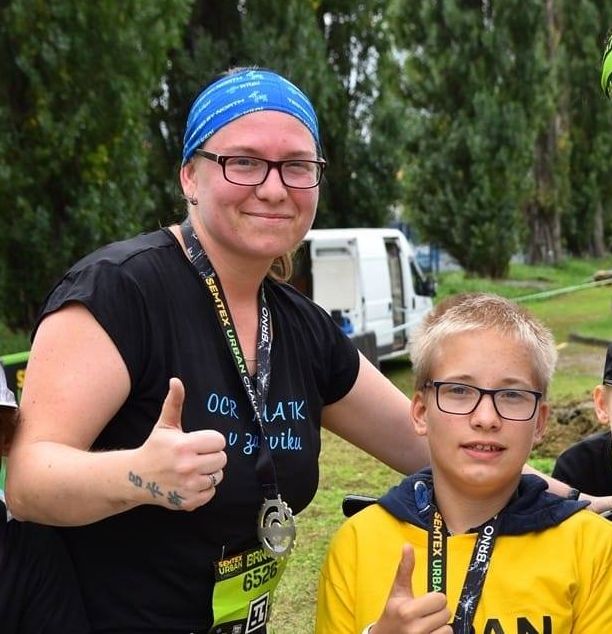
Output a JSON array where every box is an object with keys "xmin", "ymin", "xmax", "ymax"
[
  {"xmin": 552, "ymin": 430, "xmax": 612, "ymax": 496},
  {"xmin": 0, "ymin": 498, "xmax": 90, "ymax": 633},
  {"xmin": 37, "ymin": 228, "xmax": 360, "ymax": 632}
]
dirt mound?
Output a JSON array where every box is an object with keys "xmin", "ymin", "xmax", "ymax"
[{"xmin": 536, "ymin": 398, "xmax": 603, "ymax": 458}]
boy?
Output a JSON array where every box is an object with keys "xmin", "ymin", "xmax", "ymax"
[
  {"xmin": 552, "ymin": 343, "xmax": 612, "ymax": 496},
  {"xmin": 0, "ymin": 364, "xmax": 91, "ymax": 633},
  {"xmin": 316, "ymin": 294, "xmax": 612, "ymax": 634}
]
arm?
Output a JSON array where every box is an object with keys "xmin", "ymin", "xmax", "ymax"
[
  {"xmin": 522, "ymin": 464, "xmax": 612, "ymax": 514},
  {"xmin": 6, "ymin": 304, "xmax": 226, "ymax": 525},
  {"xmin": 321, "ymin": 353, "xmax": 430, "ymax": 475}
]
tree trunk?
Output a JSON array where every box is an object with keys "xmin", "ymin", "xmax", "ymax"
[
  {"xmin": 592, "ymin": 199, "xmax": 607, "ymax": 257},
  {"xmin": 524, "ymin": 0, "xmax": 564, "ymax": 265}
]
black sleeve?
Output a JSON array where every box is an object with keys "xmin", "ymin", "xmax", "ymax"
[
  {"xmin": 322, "ymin": 320, "xmax": 360, "ymax": 405},
  {"xmin": 552, "ymin": 442, "xmax": 598, "ymax": 492},
  {"xmin": 271, "ymin": 280, "xmax": 361, "ymax": 406},
  {"xmin": 34, "ymin": 260, "xmax": 150, "ymax": 389},
  {"xmin": 551, "ymin": 449, "xmax": 581, "ymax": 487},
  {"xmin": 0, "ymin": 506, "xmax": 90, "ymax": 633}
]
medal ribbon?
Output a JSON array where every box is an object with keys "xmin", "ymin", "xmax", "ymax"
[
  {"xmin": 180, "ymin": 219, "xmax": 278, "ymax": 500},
  {"xmin": 427, "ymin": 506, "xmax": 500, "ymax": 634}
]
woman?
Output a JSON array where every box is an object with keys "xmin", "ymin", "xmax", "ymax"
[
  {"xmin": 6, "ymin": 68, "xmax": 609, "ymax": 633},
  {"xmin": 6, "ymin": 68, "xmax": 427, "ymax": 634}
]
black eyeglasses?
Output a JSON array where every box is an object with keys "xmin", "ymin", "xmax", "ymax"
[
  {"xmin": 423, "ymin": 381, "xmax": 542, "ymax": 421},
  {"xmin": 194, "ymin": 150, "xmax": 326, "ymax": 189}
]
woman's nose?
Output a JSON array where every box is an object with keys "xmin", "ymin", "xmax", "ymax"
[{"xmin": 255, "ymin": 166, "xmax": 288, "ymax": 202}]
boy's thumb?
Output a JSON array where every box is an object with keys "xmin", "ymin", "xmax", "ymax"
[{"xmin": 388, "ymin": 544, "xmax": 416, "ymax": 601}]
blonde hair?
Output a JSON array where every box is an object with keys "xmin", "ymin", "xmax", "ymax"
[{"xmin": 411, "ymin": 293, "xmax": 557, "ymax": 394}]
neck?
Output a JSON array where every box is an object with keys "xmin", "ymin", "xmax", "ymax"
[
  {"xmin": 171, "ymin": 219, "xmax": 267, "ymax": 360},
  {"xmin": 172, "ymin": 220, "xmax": 271, "ymax": 300},
  {"xmin": 432, "ymin": 477, "xmax": 518, "ymax": 535}
]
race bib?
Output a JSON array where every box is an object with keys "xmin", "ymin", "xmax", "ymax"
[{"xmin": 209, "ymin": 546, "xmax": 288, "ymax": 633}]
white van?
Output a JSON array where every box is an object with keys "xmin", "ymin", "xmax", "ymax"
[{"xmin": 290, "ymin": 228, "xmax": 435, "ymax": 365}]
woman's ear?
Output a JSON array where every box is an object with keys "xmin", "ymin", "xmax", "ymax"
[
  {"xmin": 179, "ymin": 162, "xmax": 197, "ymax": 200},
  {"xmin": 411, "ymin": 390, "xmax": 429, "ymax": 437},
  {"xmin": 593, "ymin": 385, "xmax": 611, "ymax": 426}
]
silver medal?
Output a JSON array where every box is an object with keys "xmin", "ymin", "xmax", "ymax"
[{"xmin": 257, "ymin": 495, "xmax": 296, "ymax": 558}]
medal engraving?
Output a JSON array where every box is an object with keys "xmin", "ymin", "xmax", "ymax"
[{"xmin": 257, "ymin": 496, "xmax": 296, "ymax": 558}]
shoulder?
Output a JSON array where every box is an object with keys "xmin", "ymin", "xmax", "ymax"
[
  {"xmin": 325, "ymin": 503, "xmax": 406, "ymax": 567},
  {"xmin": 529, "ymin": 503, "xmax": 612, "ymax": 555},
  {"xmin": 41, "ymin": 228, "xmax": 180, "ymax": 305},
  {"xmin": 267, "ymin": 279, "xmax": 335, "ymax": 321},
  {"xmin": 553, "ymin": 431, "xmax": 611, "ymax": 477},
  {"xmin": 69, "ymin": 228, "xmax": 178, "ymax": 275},
  {"xmin": 332, "ymin": 502, "xmax": 409, "ymax": 549},
  {"xmin": 37, "ymin": 229, "xmax": 184, "ymax": 321},
  {"xmin": 556, "ymin": 509, "xmax": 612, "ymax": 560},
  {"xmin": 559, "ymin": 431, "xmax": 611, "ymax": 457}
]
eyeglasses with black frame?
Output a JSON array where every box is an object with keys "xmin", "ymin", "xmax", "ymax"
[
  {"xmin": 194, "ymin": 150, "xmax": 326, "ymax": 189},
  {"xmin": 423, "ymin": 380, "xmax": 542, "ymax": 421}
]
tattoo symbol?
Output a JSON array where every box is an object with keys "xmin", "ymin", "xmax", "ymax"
[
  {"xmin": 167, "ymin": 490, "xmax": 185, "ymax": 507},
  {"xmin": 129, "ymin": 471, "xmax": 143, "ymax": 487},
  {"xmin": 146, "ymin": 481, "xmax": 163, "ymax": 498}
]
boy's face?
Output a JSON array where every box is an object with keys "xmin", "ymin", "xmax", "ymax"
[
  {"xmin": 593, "ymin": 384, "xmax": 612, "ymax": 431},
  {"xmin": 411, "ymin": 328, "xmax": 548, "ymax": 500}
]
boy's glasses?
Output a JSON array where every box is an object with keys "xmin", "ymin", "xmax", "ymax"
[
  {"xmin": 194, "ymin": 150, "xmax": 326, "ymax": 189},
  {"xmin": 423, "ymin": 381, "xmax": 542, "ymax": 421}
]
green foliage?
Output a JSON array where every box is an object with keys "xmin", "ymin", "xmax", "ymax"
[
  {"xmin": 1, "ymin": 0, "xmax": 611, "ymax": 327},
  {"xmin": 155, "ymin": 0, "xmax": 405, "ymax": 230},
  {"xmin": 312, "ymin": 0, "xmax": 407, "ymax": 227},
  {"xmin": 0, "ymin": 321, "xmax": 29, "ymax": 355},
  {"xmin": 562, "ymin": 0, "xmax": 612, "ymax": 256},
  {"xmin": 0, "ymin": 0, "xmax": 192, "ymax": 327},
  {"xmin": 393, "ymin": 0, "xmax": 548, "ymax": 278}
]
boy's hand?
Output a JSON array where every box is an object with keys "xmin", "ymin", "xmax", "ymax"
[{"xmin": 371, "ymin": 544, "xmax": 452, "ymax": 634}]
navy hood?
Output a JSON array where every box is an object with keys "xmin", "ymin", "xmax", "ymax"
[{"xmin": 378, "ymin": 469, "xmax": 589, "ymax": 535}]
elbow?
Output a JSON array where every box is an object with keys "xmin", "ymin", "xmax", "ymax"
[
  {"xmin": 4, "ymin": 451, "xmax": 42, "ymax": 522},
  {"xmin": 4, "ymin": 472, "xmax": 32, "ymax": 521},
  {"xmin": 4, "ymin": 486, "xmax": 27, "ymax": 521}
]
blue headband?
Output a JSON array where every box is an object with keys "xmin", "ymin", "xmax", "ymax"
[{"xmin": 182, "ymin": 69, "xmax": 320, "ymax": 165}]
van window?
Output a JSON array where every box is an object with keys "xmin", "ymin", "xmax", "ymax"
[{"xmin": 410, "ymin": 259, "xmax": 429, "ymax": 296}]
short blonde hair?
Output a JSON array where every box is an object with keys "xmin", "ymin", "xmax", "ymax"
[{"xmin": 411, "ymin": 293, "xmax": 557, "ymax": 394}]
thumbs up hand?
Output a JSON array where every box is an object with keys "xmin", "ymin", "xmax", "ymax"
[
  {"xmin": 370, "ymin": 544, "xmax": 452, "ymax": 634},
  {"xmin": 133, "ymin": 378, "xmax": 227, "ymax": 511}
]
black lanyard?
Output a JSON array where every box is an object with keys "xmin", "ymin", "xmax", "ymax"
[
  {"xmin": 427, "ymin": 506, "xmax": 500, "ymax": 634},
  {"xmin": 180, "ymin": 219, "xmax": 278, "ymax": 500}
]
